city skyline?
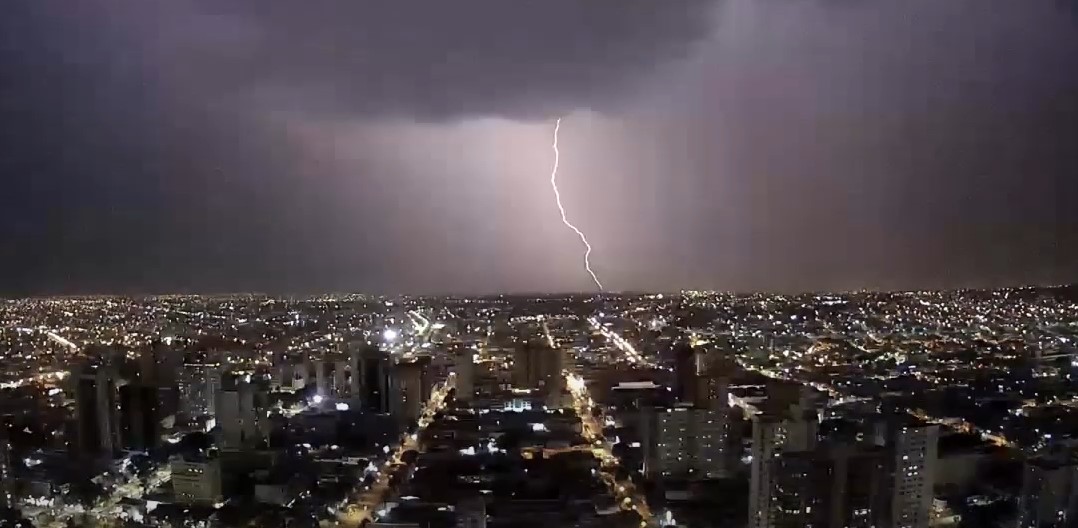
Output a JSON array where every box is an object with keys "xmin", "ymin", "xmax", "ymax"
[{"xmin": 2, "ymin": 0, "xmax": 1077, "ymax": 295}]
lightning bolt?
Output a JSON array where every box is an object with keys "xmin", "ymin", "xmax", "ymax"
[{"xmin": 550, "ymin": 118, "xmax": 604, "ymax": 291}]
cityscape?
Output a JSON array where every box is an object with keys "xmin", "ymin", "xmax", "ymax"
[
  {"xmin": 3, "ymin": 1, "xmax": 1078, "ymax": 528},
  {"xmin": 0, "ymin": 289, "xmax": 1076, "ymax": 527}
]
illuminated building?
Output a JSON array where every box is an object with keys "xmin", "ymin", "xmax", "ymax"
[
  {"xmin": 875, "ymin": 420, "xmax": 938, "ymax": 528},
  {"xmin": 178, "ymin": 362, "xmax": 220, "ymax": 418},
  {"xmin": 769, "ymin": 444, "xmax": 888, "ymax": 528},
  {"xmin": 641, "ymin": 404, "xmax": 728, "ymax": 479},
  {"xmin": 171, "ymin": 453, "xmax": 223, "ymax": 505}
]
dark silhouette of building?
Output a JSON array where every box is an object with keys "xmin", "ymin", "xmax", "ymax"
[
  {"xmin": 119, "ymin": 383, "xmax": 161, "ymax": 451},
  {"xmin": 73, "ymin": 365, "xmax": 119, "ymax": 458}
]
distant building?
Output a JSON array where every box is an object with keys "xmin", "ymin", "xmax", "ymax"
[
  {"xmin": 1016, "ymin": 453, "xmax": 1078, "ymax": 528},
  {"xmin": 177, "ymin": 362, "xmax": 221, "ymax": 418},
  {"xmin": 171, "ymin": 453, "xmax": 223, "ymax": 505},
  {"xmin": 455, "ymin": 349, "xmax": 476, "ymax": 403},
  {"xmin": 216, "ymin": 373, "xmax": 268, "ymax": 450}
]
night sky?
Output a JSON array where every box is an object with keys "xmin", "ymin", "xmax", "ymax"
[{"xmin": 2, "ymin": 0, "xmax": 1077, "ymax": 295}]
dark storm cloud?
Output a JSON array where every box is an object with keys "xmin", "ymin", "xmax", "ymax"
[
  {"xmin": 2, "ymin": 0, "xmax": 1077, "ymax": 295},
  {"xmin": 149, "ymin": 0, "xmax": 719, "ymax": 120},
  {"xmin": 0, "ymin": 0, "xmax": 720, "ymax": 295}
]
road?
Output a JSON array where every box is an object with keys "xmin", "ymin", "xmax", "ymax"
[
  {"xmin": 35, "ymin": 462, "xmax": 172, "ymax": 528},
  {"xmin": 566, "ymin": 371, "xmax": 653, "ymax": 527},
  {"xmin": 336, "ymin": 374, "xmax": 455, "ymax": 527},
  {"xmin": 726, "ymin": 335, "xmax": 1018, "ymax": 449},
  {"xmin": 589, "ymin": 317, "xmax": 652, "ymax": 366}
]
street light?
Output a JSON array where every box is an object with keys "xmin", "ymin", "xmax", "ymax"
[{"xmin": 383, "ymin": 328, "xmax": 398, "ymax": 342}]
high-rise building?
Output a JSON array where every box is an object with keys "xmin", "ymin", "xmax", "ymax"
[
  {"xmin": 748, "ymin": 383, "xmax": 819, "ymax": 528},
  {"xmin": 695, "ymin": 348, "xmax": 734, "ymax": 410},
  {"xmin": 171, "ymin": 453, "xmax": 223, "ymax": 505},
  {"xmin": 348, "ymin": 345, "xmax": 364, "ymax": 399},
  {"xmin": 875, "ymin": 421, "xmax": 938, "ymax": 528},
  {"xmin": 641, "ymin": 405, "xmax": 728, "ymax": 479},
  {"xmin": 313, "ymin": 358, "xmax": 328, "ymax": 397},
  {"xmin": 332, "ymin": 360, "xmax": 350, "ymax": 399},
  {"xmin": 273, "ymin": 363, "xmax": 293, "ymax": 392},
  {"xmin": 512, "ymin": 339, "xmax": 563, "ymax": 394},
  {"xmin": 456, "ymin": 496, "xmax": 487, "ymax": 528},
  {"xmin": 512, "ymin": 342, "xmax": 538, "ymax": 389},
  {"xmin": 455, "ymin": 349, "xmax": 476, "ymax": 403},
  {"xmin": 216, "ymin": 373, "xmax": 267, "ymax": 450},
  {"xmin": 357, "ymin": 347, "xmax": 394, "ymax": 414},
  {"xmin": 73, "ymin": 365, "xmax": 120, "ymax": 458},
  {"xmin": 417, "ymin": 355, "xmax": 433, "ymax": 403},
  {"xmin": 140, "ymin": 341, "xmax": 181, "ymax": 386},
  {"xmin": 769, "ymin": 443, "xmax": 888, "ymax": 528},
  {"xmin": 1016, "ymin": 453, "xmax": 1078, "ymax": 528},
  {"xmin": 0, "ymin": 435, "xmax": 13, "ymax": 508},
  {"xmin": 394, "ymin": 360, "xmax": 426, "ymax": 424},
  {"xmin": 178, "ymin": 362, "xmax": 221, "ymax": 418},
  {"xmin": 672, "ymin": 342, "xmax": 698, "ymax": 404},
  {"xmin": 293, "ymin": 361, "xmax": 311, "ymax": 391},
  {"xmin": 119, "ymin": 383, "xmax": 160, "ymax": 450}
]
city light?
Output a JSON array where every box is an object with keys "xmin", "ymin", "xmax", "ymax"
[{"xmin": 383, "ymin": 328, "xmax": 399, "ymax": 342}]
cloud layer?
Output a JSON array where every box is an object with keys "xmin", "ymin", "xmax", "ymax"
[{"xmin": 145, "ymin": 0, "xmax": 720, "ymax": 120}]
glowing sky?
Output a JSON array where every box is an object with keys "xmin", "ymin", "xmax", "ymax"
[{"xmin": 2, "ymin": 0, "xmax": 1076, "ymax": 295}]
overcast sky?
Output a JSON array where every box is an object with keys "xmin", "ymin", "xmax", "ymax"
[{"xmin": 2, "ymin": 0, "xmax": 1077, "ymax": 295}]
